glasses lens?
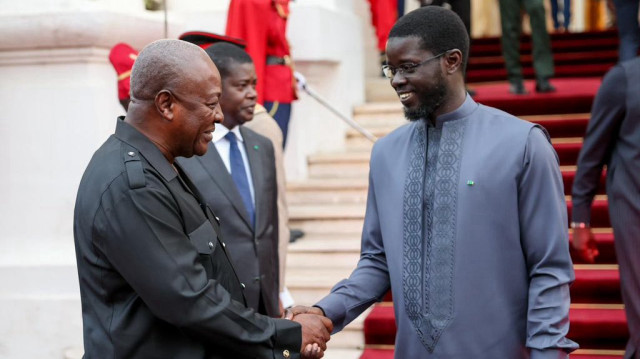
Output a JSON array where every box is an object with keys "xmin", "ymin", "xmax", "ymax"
[{"xmin": 382, "ymin": 66, "xmax": 393, "ymax": 79}]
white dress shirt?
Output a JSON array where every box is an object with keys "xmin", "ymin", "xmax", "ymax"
[{"xmin": 212, "ymin": 124, "xmax": 255, "ymax": 206}]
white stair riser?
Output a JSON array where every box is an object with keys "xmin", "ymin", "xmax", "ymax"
[
  {"xmin": 308, "ymin": 165, "xmax": 369, "ymax": 179},
  {"xmin": 287, "ymin": 252, "xmax": 361, "ymax": 269},
  {"xmin": 288, "ymin": 219, "xmax": 365, "ymax": 234},
  {"xmin": 288, "ymin": 190, "xmax": 368, "ymax": 205}
]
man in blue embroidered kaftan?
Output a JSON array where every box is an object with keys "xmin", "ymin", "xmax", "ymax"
[{"xmin": 287, "ymin": 7, "xmax": 578, "ymax": 358}]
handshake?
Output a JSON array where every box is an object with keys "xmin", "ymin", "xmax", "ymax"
[{"xmin": 284, "ymin": 306, "xmax": 333, "ymax": 358}]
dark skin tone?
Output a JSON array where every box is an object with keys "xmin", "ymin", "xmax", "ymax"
[
  {"xmin": 220, "ymin": 61, "xmax": 258, "ymax": 130},
  {"xmin": 571, "ymin": 227, "xmax": 599, "ymax": 263},
  {"xmin": 283, "ymin": 35, "xmax": 469, "ymax": 341},
  {"xmin": 218, "ymin": 60, "xmax": 332, "ymax": 358},
  {"xmin": 386, "ymin": 36, "xmax": 466, "ymax": 124},
  {"xmin": 125, "ymin": 53, "xmax": 223, "ymax": 164},
  {"xmin": 126, "ymin": 49, "xmax": 331, "ymax": 358}
]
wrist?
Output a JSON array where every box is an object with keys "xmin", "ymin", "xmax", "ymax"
[{"xmin": 570, "ymin": 221, "xmax": 590, "ymax": 229}]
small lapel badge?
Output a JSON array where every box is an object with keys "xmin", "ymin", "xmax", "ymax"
[
  {"xmin": 466, "ymin": 180, "xmax": 475, "ymax": 186},
  {"xmin": 253, "ymin": 145, "xmax": 259, "ymax": 151}
]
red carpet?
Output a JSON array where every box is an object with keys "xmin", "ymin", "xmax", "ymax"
[
  {"xmin": 471, "ymin": 77, "xmax": 601, "ymax": 116},
  {"xmin": 359, "ymin": 30, "xmax": 628, "ymax": 359},
  {"xmin": 562, "ymin": 169, "xmax": 607, "ymax": 196},
  {"xmin": 524, "ymin": 114, "xmax": 589, "ymax": 138},
  {"xmin": 467, "ymin": 30, "xmax": 619, "ymax": 82}
]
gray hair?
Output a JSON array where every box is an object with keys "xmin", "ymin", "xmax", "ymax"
[{"xmin": 130, "ymin": 39, "xmax": 206, "ymax": 101}]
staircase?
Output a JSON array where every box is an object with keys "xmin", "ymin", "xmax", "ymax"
[{"xmin": 285, "ymin": 30, "xmax": 629, "ymax": 359}]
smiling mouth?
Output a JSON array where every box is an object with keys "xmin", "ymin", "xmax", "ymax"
[{"xmin": 398, "ymin": 92, "xmax": 414, "ymax": 101}]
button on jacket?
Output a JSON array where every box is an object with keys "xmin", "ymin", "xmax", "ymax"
[{"xmin": 73, "ymin": 117, "xmax": 300, "ymax": 358}]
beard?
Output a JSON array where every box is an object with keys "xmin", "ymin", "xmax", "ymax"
[{"xmin": 403, "ymin": 73, "xmax": 447, "ymax": 122}]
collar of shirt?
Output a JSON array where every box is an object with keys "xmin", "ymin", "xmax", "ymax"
[
  {"xmin": 211, "ymin": 124, "xmax": 256, "ymax": 205},
  {"xmin": 114, "ymin": 116, "xmax": 177, "ymax": 182},
  {"xmin": 212, "ymin": 124, "xmax": 245, "ymax": 144},
  {"xmin": 430, "ymin": 94, "xmax": 479, "ymax": 128}
]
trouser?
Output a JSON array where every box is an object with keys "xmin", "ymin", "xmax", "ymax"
[
  {"xmin": 613, "ymin": 0, "xmax": 640, "ymax": 62},
  {"xmin": 550, "ymin": 0, "xmax": 571, "ymax": 29},
  {"xmin": 264, "ymin": 101, "xmax": 292, "ymax": 148},
  {"xmin": 499, "ymin": 0, "xmax": 554, "ymax": 82}
]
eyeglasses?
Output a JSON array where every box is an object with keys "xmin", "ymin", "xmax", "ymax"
[{"xmin": 381, "ymin": 50, "xmax": 451, "ymax": 79}]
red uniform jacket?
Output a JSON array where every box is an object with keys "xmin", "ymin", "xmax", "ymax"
[
  {"xmin": 368, "ymin": 0, "xmax": 397, "ymax": 52},
  {"xmin": 226, "ymin": 0, "xmax": 297, "ymax": 104}
]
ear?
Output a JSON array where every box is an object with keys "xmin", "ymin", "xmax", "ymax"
[
  {"xmin": 155, "ymin": 90, "xmax": 175, "ymax": 121},
  {"xmin": 443, "ymin": 49, "xmax": 463, "ymax": 75}
]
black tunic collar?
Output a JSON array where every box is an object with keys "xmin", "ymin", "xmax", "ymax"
[{"xmin": 114, "ymin": 116, "xmax": 177, "ymax": 182}]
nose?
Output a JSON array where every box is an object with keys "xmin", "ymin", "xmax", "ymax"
[
  {"xmin": 390, "ymin": 71, "xmax": 407, "ymax": 89},
  {"xmin": 247, "ymin": 84, "xmax": 257, "ymax": 100},
  {"xmin": 214, "ymin": 105, "xmax": 224, "ymax": 123}
]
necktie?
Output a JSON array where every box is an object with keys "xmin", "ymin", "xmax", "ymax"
[{"xmin": 225, "ymin": 132, "xmax": 255, "ymax": 228}]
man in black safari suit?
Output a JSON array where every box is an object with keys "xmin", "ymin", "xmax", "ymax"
[{"xmin": 73, "ymin": 39, "xmax": 331, "ymax": 358}]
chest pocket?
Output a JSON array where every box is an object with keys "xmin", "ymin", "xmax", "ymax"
[{"xmin": 188, "ymin": 221, "xmax": 218, "ymax": 277}]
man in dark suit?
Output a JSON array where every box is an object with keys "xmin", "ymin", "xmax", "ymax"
[
  {"xmin": 571, "ymin": 57, "xmax": 640, "ymax": 359},
  {"xmin": 74, "ymin": 39, "xmax": 330, "ymax": 358},
  {"xmin": 179, "ymin": 42, "xmax": 281, "ymax": 318}
]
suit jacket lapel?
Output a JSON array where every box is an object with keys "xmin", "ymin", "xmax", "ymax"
[
  {"xmin": 241, "ymin": 127, "xmax": 264, "ymax": 233},
  {"xmin": 197, "ymin": 142, "xmax": 253, "ymax": 229}
]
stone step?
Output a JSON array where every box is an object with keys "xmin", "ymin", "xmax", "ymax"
[
  {"xmin": 287, "ymin": 179, "xmax": 368, "ymax": 205},
  {"xmin": 353, "ymin": 101, "xmax": 402, "ymax": 117},
  {"xmin": 325, "ymin": 311, "xmax": 368, "ymax": 350},
  {"xmin": 288, "ymin": 235, "xmax": 362, "ymax": 250},
  {"xmin": 289, "ymin": 204, "xmax": 366, "ymax": 221},
  {"xmin": 347, "ymin": 126, "xmax": 399, "ymax": 139},
  {"xmin": 286, "ymin": 235, "xmax": 362, "ymax": 269},
  {"xmin": 286, "ymin": 267, "xmax": 358, "ymax": 305},
  {"xmin": 323, "ymin": 348, "xmax": 363, "ymax": 359},
  {"xmin": 307, "ymin": 152, "xmax": 371, "ymax": 179},
  {"xmin": 353, "ymin": 114, "xmax": 405, "ymax": 129},
  {"xmin": 287, "ymin": 250, "xmax": 361, "ymax": 270},
  {"xmin": 365, "ymin": 77, "xmax": 396, "ymax": 103},
  {"xmin": 288, "ymin": 219, "xmax": 365, "ymax": 236}
]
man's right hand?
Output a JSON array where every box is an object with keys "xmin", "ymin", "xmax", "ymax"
[
  {"xmin": 284, "ymin": 305, "xmax": 325, "ymax": 320},
  {"xmin": 571, "ymin": 227, "xmax": 599, "ymax": 263},
  {"xmin": 291, "ymin": 312, "xmax": 333, "ymax": 358}
]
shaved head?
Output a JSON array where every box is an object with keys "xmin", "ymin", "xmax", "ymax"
[{"xmin": 130, "ymin": 39, "xmax": 208, "ymax": 101}]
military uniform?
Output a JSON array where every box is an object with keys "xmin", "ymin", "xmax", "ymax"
[
  {"xmin": 108, "ymin": 43, "xmax": 138, "ymax": 110},
  {"xmin": 226, "ymin": 0, "xmax": 297, "ymax": 146},
  {"xmin": 499, "ymin": 0, "xmax": 555, "ymax": 88},
  {"xmin": 74, "ymin": 117, "xmax": 300, "ymax": 358}
]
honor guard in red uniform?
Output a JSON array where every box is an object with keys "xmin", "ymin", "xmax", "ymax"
[
  {"xmin": 368, "ymin": 0, "xmax": 398, "ymax": 62},
  {"xmin": 226, "ymin": 0, "xmax": 297, "ymax": 147},
  {"xmin": 108, "ymin": 43, "xmax": 138, "ymax": 111}
]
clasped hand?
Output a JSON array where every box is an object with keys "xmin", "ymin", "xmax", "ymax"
[{"xmin": 285, "ymin": 306, "xmax": 333, "ymax": 358}]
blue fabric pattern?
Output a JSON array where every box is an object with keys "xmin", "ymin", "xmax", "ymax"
[{"xmin": 403, "ymin": 119, "xmax": 468, "ymax": 352}]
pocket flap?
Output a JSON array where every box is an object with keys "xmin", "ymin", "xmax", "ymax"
[{"xmin": 188, "ymin": 221, "xmax": 218, "ymax": 254}]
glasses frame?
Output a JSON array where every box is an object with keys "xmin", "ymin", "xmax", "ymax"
[{"xmin": 381, "ymin": 49, "xmax": 455, "ymax": 79}]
